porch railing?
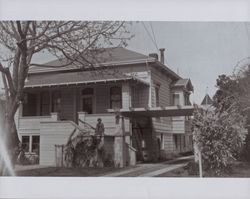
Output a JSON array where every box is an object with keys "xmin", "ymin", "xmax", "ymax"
[
  {"xmin": 17, "ymin": 112, "xmax": 58, "ymax": 130},
  {"xmin": 78, "ymin": 112, "xmax": 130, "ymax": 136}
]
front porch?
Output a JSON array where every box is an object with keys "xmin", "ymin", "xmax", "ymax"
[{"xmin": 16, "ymin": 72, "xmax": 151, "ymax": 167}]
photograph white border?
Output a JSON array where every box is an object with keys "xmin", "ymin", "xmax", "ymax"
[{"xmin": 0, "ymin": 0, "xmax": 250, "ymax": 199}]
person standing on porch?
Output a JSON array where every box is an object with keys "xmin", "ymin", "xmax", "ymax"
[
  {"xmin": 95, "ymin": 118, "xmax": 105, "ymax": 167},
  {"xmin": 95, "ymin": 118, "xmax": 105, "ymax": 138}
]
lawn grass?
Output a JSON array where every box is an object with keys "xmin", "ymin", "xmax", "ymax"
[{"xmin": 156, "ymin": 161, "xmax": 250, "ymax": 177}]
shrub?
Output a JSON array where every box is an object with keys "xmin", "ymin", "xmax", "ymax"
[{"xmin": 193, "ymin": 106, "xmax": 245, "ymax": 176}]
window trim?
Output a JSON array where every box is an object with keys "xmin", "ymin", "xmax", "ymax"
[
  {"xmin": 81, "ymin": 87, "xmax": 95, "ymax": 114},
  {"xmin": 40, "ymin": 91, "xmax": 50, "ymax": 116},
  {"xmin": 110, "ymin": 86, "xmax": 122, "ymax": 110},
  {"xmin": 173, "ymin": 93, "xmax": 180, "ymax": 106},
  {"xmin": 51, "ymin": 90, "xmax": 61, "ymax": 113},
  {"xmin": 155, "ymin": 84, "xmax": 160, "ymax": 107}
]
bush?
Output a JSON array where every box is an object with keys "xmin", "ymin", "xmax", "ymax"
[{"xmin": 193, "ymin": 106, "xmax": 245, "ymax": 176}]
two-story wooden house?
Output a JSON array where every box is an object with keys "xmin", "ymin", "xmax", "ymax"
[{"xmin": 15, "ymin": 47, "xmax": 194, "ymax": 167}]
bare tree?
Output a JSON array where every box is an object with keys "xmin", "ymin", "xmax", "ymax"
[{"xmin": 0, "ymin": 21, "xmax": 132, "ymax": 164}]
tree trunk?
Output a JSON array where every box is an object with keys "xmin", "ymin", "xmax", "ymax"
[
  {"xmin": 2, "ymin": 100, "xmax": 20, "ymax": 169},
  {"xmin": 0, "ymin": 104, "xmax": 20, "ymax": 175},
  {"xmin": 5, "ymin": 115, "xmax": 20, "ymax": 162}
]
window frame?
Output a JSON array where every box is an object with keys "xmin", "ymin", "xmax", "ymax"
[
  {"xmin": 110, "ymin": 86, "xmax": 122, "ymax": 110},
  {"xmin": 51, "ymin": 91, "xmax": 61, "ymax": 113},
  {"xmin": 155, "ymin": 84, "xmax": 160, "ymax": 107},
  {"xmin": 31, "ymin": 135, "xmax": 40, "ymax": 154},
  {"xmin": 40, "ymin": 91, "xmax": 50, "ymax": 116},
  {"xmin": 81, "ymin": 88, "xmax": 94, "ymax": 114},
  {"xmin": 21, "ymin": 136, "xmax": 30, "ymax": 152},
  {"xmin": 173, "ymin": 93, "xmax": 180, "ymax": 106}
]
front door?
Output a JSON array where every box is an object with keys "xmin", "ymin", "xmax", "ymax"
[
  {"xmin": 81, "ymin": 88, "xmax": 94, "ymax": 114},
  {"xmin": 82, "ymin": 96, "xmax": 93, "ymax": 114}
]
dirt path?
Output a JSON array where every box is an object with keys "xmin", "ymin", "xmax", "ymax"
[{"xmin": 102, "ymin": 155, "xmax": 193, "ymax": 177}]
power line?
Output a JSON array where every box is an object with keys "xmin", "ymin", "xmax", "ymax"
[
  {"xmin": 141, "ymin": 22, "xmax": 158, "ymax": 51},
  {"xmin": 149, "ymin": 22, "xmax": 159, "ymax": 50}
]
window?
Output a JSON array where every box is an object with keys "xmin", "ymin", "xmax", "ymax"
[
  {"xmin": 110, "ymin": 86, "xmax": 122, "ymax": 109},
  {"xmin": 173, "ymin": 134, "xmax": 178, "ymax": 149},
  {"xmin": 155, "ymin": 84, "xmax": 160, "ymax": 107},
  {"xmin": 81, "ymin": 88, "xmax": 94, "ymax": 114},
  {"xmin": 160, "ymin": 133, "xmax": 164, "ymax": 150},
  {"xmin": 40, "ymin": 91, "xmax": 50, "ymax": 116},
  {"xmin": 184, "ymin": 94, "xmax": 191, "ymax": 105},
  {"xmin": 22, "ymin": 93, "xmax": 38, "ymax": 116},
  {"xmin": 173, "ymin": 93, "xmax": 180, "ymax": 106},
  {"xmin": 22, "ymin": 136, "xmax": 30, "ymax": 152},
  {"xmin": 52, "ymin": 91, "xmax": 61, "ymax": 113},
  {"xmin": 32, "ymin": 136, "xmax": 40, "ymax": 154}
]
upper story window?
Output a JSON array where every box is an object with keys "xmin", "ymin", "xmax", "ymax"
[
  {"xmin": 110, "ymin": 86, "xmax": 122, "ymax": 109},
  {"xmin": 184, "ymin": 93, "xmax": 191, "ymax": 105},
  {"xmin": 40, "ymin": 91, "xmax": 50, "ymax": 116},
  {"xmin": 173, "ymin": 93, "xmax": 180, "ymax": 106},
  {"xmin": 22, "ymin": 93, "xmax": 38, "ymax": 116},
  {"xmin": 155, "ymin": 84, "xmax": 160, "ymax": 107},
  {"xmin": 81, "ymin": 88, "xmax": 94, "ymax": 114},
  {"xmin": 52, "ymin": 91, "xmax": 61, "ymax": 113}
]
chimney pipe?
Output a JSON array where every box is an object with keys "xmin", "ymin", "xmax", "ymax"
[{"xmin": 159, "ymin": 48, "xmax": 165, "ymax": 64}]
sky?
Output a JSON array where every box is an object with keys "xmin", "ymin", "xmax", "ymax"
[
  {"xmin": 125, "ymin": 22, "xmax": 250, "ymax": 104},
  {"xmin": 1, "ymin": 22, "xmax": 250, "ymax": 104}
]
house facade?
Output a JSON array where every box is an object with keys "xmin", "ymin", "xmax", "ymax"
[{"xmin": 15, "ymin": 47, "xmax": 194, "ymax": 167}]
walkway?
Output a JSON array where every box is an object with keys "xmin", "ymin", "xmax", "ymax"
[{"xmin": 102, "ymin": 155, "xmax": 193, "ymax": 177}]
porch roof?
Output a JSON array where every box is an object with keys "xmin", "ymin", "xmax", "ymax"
[
  {"xmin": 24, "ymin": 70, "xmax": 149, "ymax": 88},
  {"xmin": 108, "ymin": 106, "xmax": 194, "ymax": 118}
]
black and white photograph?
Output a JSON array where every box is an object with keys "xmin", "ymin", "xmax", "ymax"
[
  {"xmin": 0, "ymin": 0, "xmax": 250, "ymax": 198},
  {"xmin": 0, "ymin": 20, "xmax": 249, "ymax": 178}
]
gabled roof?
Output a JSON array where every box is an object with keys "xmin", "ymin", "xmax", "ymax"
[
  {"xmin": 172, "ymin": 78, "xmax": 194, "ymax": 92},
  {"xmin": 201, "ymin": 94, "xmax": 213, "ymax": 105},
  {"xmin": 29, "ymin": 47, "xmax": 154, "ymax": 74}
]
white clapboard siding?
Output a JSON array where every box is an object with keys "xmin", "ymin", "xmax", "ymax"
[
  {"xmin": 40, "ymin": 121, "xmax": 75, "ymax": 166},
  {"xmin": 150, "ymin": 66, "xmax": 172, "ymax": 134},
  {"xmin": 163, "ymin": 134, "xmax": 175, "ymax": 152},
  {"xmin": 172, "ymin": 117, "xmax": 185, "ymax": 134}
]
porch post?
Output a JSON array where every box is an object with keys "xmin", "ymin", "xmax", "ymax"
[
  {"xmin": 122, "ymin": 82, "xmax": 131, "ymax": 109},
  {"xmin": 114, "ymin": 115, "xmax": 125, "ymax": 168}
]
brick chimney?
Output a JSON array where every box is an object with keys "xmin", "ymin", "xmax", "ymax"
[
  {"xmin": 159, "ymin": 48, "xmax": 165, "ymax": 64},
  {"xmin": 149, "ymin": 53, "xmax": 158, "ymax": 60}
]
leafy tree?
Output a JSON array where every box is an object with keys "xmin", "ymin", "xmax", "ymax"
[
  {"xmin": 0, "ymin": 21, "xmax": 132, "ymax": 169},
  {"xmin": 213, "ymin": 64, "xmax": 250, "ymax": 161},
  {"xmin": 193, "ymin": 63, "xmax": 250, "ymax": 176},
  {"xmin": 193, "ymin": 105, "xmax": 245, "ymax": 176}
]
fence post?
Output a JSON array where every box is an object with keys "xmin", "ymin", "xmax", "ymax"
[
  {"xmin": 198, "ymin": 150, "xmax": 203, "ymax": 177},
  {"xmin": 61, "ymin": 145, "xmax": 64, "ymax": 167}
]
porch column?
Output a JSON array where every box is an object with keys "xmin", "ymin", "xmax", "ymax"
[
  {"xmin": 122, "ymin": 82, "xmax": 131, "ymax": 109},
  {"xmin": 114, "ymin": 115, "xmax": 126, "ymax": 168}
]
